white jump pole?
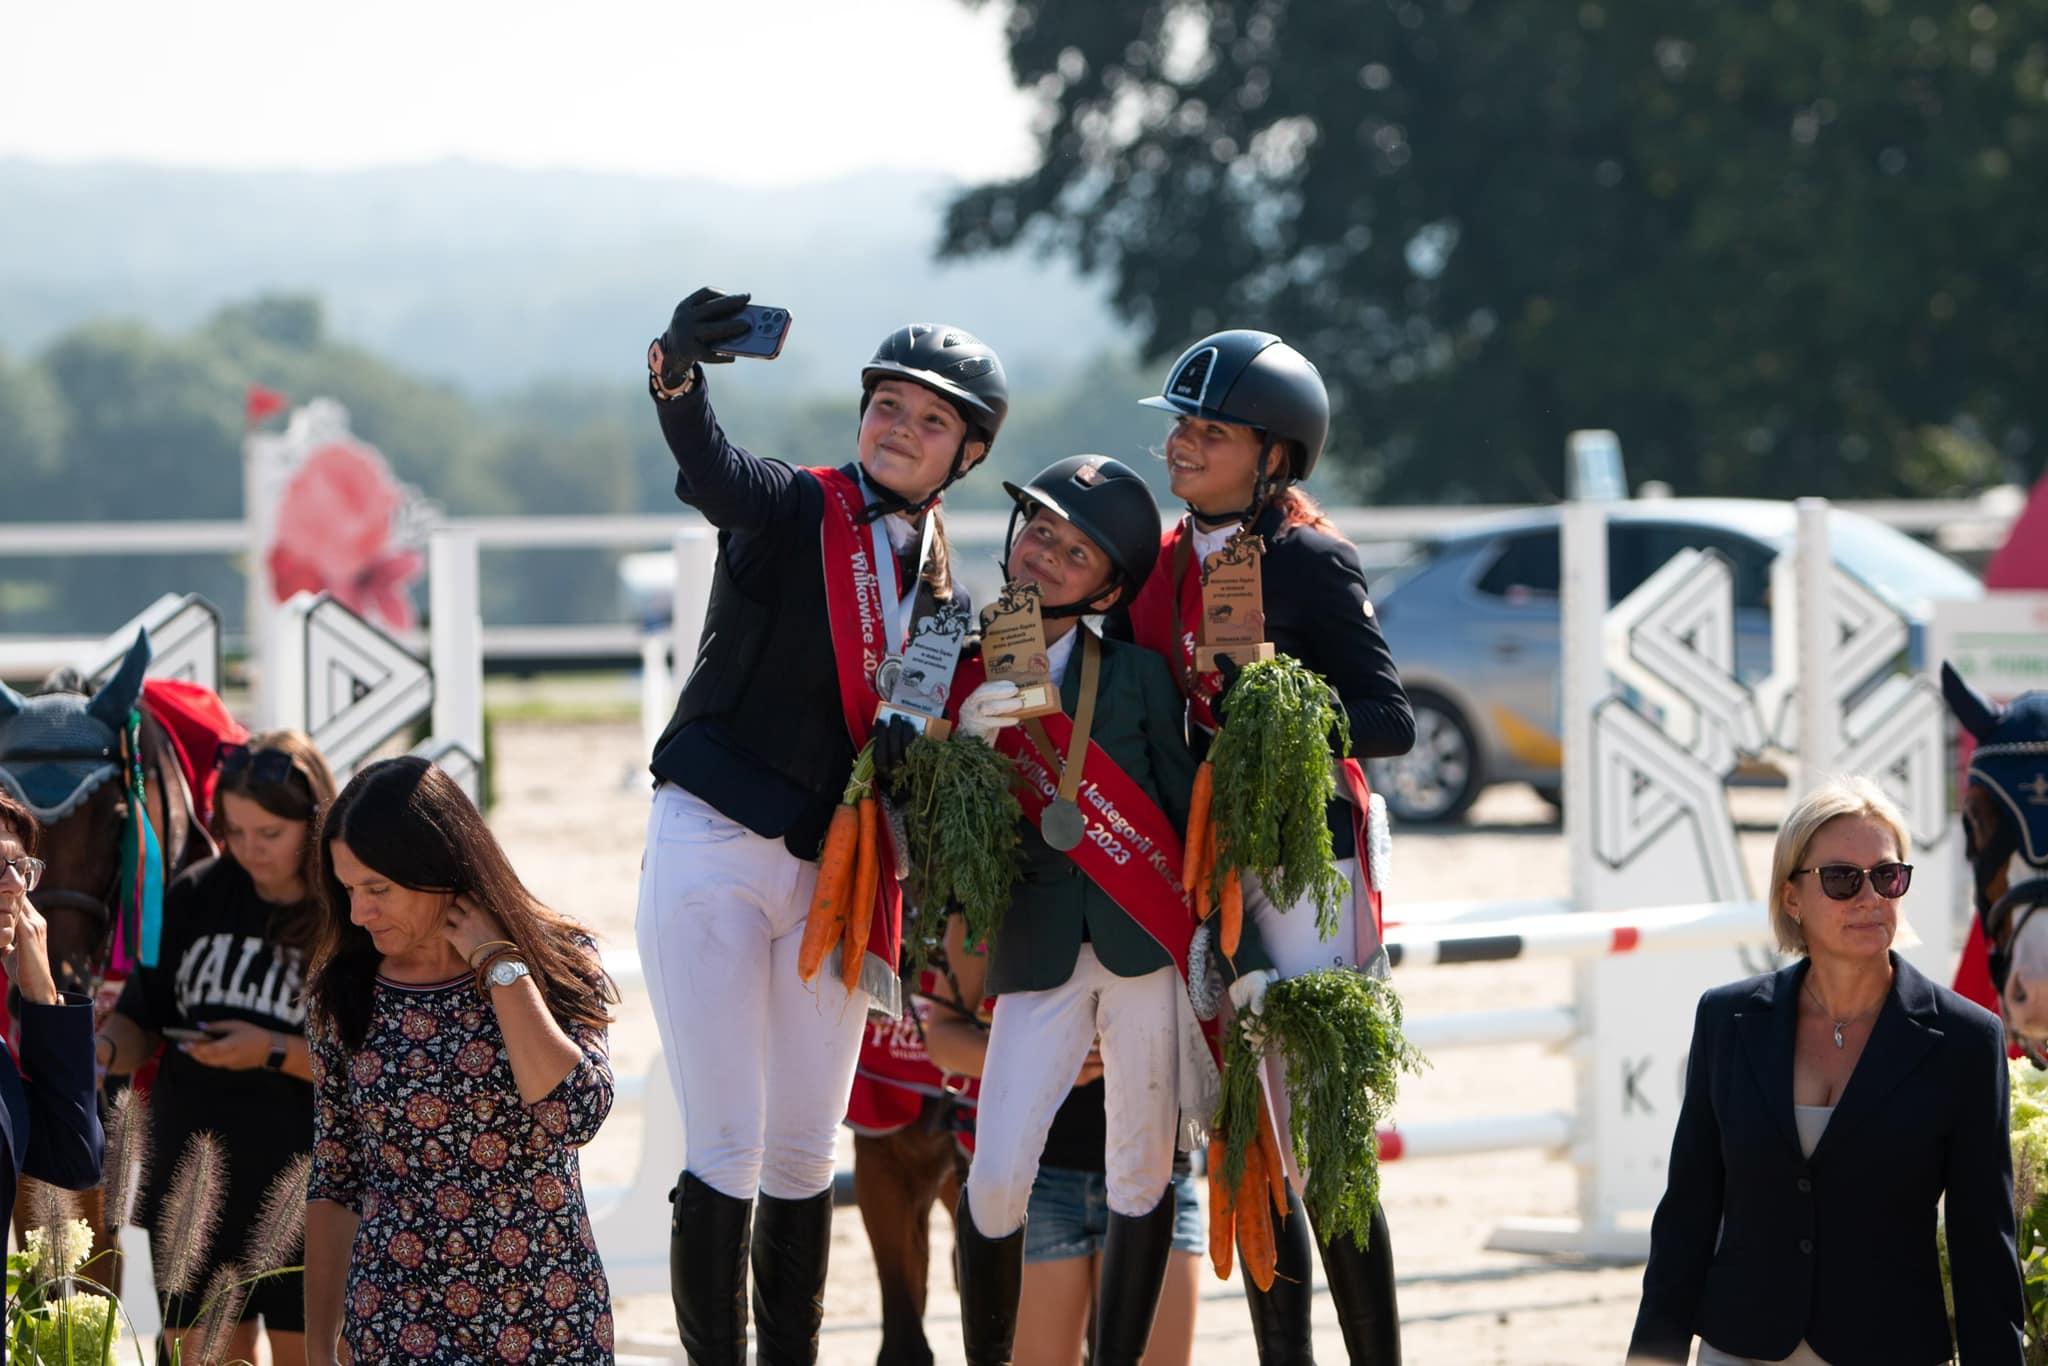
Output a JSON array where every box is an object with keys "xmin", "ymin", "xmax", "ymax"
[
  {"xmin": 1794, "ymin": 497, "xmax": 1837, "ymax": 796},
  {"xmin": 1558, "ymin": 494, "xmax": 1609, "ymax": 1248},
  {"xmin": 671, "ymin": 526, "xmax": 715, "ymax": 670},
  {"xmin": 429, "ymin": 528, "xmax": 484, "ymax": 767}
]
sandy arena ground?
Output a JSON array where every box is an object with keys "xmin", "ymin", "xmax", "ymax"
[{"xmin": 491, "ymin": 717, "xmax": 1790, "ymax": 1365}]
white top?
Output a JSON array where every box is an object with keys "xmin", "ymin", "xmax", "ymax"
[
  {"xmin": 1045, "ymin": 628, "xmax": 1080, "ymax": 686},
  {"xmin": 1191, "ymin": 520, "xmax": 1240, "ymax": 562},
  {"xmin": 1698, "ymin": 1106, "xmax": 1836, "ymax": 1366}
]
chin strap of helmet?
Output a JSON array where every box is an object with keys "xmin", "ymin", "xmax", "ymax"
[
  {"xmin": 998, "ymin": 502, "xmax": 1127, "ymax": 621},
  {"xmin": 1184, "ymin": 433, "xmax": 1285, "ymax": 530},
  {"xmin": 856, "ymin": 434, "xmax": 983, "ymax": 525}
]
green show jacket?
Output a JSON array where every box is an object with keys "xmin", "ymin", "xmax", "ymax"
[{"xmin": 983, "ymin": 630, "xmax": 1201, "ymax": 996}]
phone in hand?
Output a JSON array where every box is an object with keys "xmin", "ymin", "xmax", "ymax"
[
  {"xmin": 712, "ymin": 303, "xmax": 793, "ymax": 360},
  {"xmin": 161, "ymin": 1025, "xmax": 221, "ymax": 1043}
]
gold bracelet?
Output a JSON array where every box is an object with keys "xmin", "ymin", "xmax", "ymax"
[{"xmin": 466, "ymin": 940, "xmax": 518, "ymax": 969}]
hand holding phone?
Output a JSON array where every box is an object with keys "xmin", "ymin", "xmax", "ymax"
[
  {"xmin": 161, "ymin": 1025, "xmax": 221, "ymax": 1043},
  {"xmin": 709, "ymin": 304, "xmax": 792, "ymax": 360}
]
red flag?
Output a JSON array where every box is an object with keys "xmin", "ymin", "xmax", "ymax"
[{"xmin": 245, "ymin": 384, "xmax": 288, "ymax": 427}]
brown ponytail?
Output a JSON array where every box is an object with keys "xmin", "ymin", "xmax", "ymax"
[
  {"xmin": 1274, "ymin": 487, "xmax": 1336, "ymax": 534},
  {"xmin": 924, "ymin": 507, "xmax": 957, "ymax": 601}
]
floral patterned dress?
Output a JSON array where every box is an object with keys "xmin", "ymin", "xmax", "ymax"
[{"xmin": 308, "ymin": 971, "xmax": 615, "ymax": 1363}]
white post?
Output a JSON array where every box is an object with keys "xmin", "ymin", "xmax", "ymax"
[
  {"xmin": 641, "ymin": 635, "xmax": 673, "ymax": 759},
  {"xmin": 1560, "ymin": 500, "xmax": 1609, "ymax": 912},
  {"xmin": 1559, "ymin": 495, "xmax": 1610, "ymax": 1243},
  {"xmin": 1795, "ymin": 498, "xmax": 1836, "ymax": 794},
  {"xmin": 670, "ymin": 526, "xmax": 716, "ymax": 681},
  {"xmin": 244, "ymin": 428, "xmax": 279, "ymax": 724},
  {"xmin": 429, "ymin": 528, "xmax": 485, "ymax": 765},
  {"xmin": 270, "ymin": 593, "xmax": 314, "ymax": 733}
]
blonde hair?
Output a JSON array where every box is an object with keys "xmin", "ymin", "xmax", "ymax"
[{"xmin": 1768, "ymin": 775, "xmax": 1912, "ymax": 954}]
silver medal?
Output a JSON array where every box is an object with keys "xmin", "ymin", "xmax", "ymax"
[
  {"xmin": 1041, "ymin": 798, "xmax": 1087, "ymax": 852},
  {"xmin": 874, "ymin": 654, "xmax": 904, "ymax": 701}
]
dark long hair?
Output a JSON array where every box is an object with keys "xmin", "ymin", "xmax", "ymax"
[
  {"xmin": 212, "ymin": 729, "xmax": 338, "ymax": 953},
  {"xmin": 306, "ymin": 757, "xmax": 615, "ymax": 1050}
]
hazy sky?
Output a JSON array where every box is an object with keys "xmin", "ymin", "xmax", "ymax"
[{"xmin": 0, "ymin": 0, "xmax": 1042, "ymax": 185}]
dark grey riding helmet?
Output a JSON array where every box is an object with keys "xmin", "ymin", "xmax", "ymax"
[
  {"xmin": 860, "ymin": 324, "xmax": 1010, "ymax": 447},
  {"xmin": 1002, "ymin": 456, "xmax": 1164, "ymax": 615},
  {"xmin": 1139, "ymin": 329, "xmax": 1330, "ymax": 481}
]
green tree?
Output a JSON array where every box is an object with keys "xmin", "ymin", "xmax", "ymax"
[{"xmin": 944, "ymin": 0, "xmax": 2048, "ymax": 503}]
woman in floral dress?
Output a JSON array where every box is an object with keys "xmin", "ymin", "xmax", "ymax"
[{"xmin": 302, "ymin": 757, "xmax": 619, "ymax": 1365}]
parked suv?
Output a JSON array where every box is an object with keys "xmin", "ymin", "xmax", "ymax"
[{"xmin": 1366, "ymin": 500, "xmax": 1981, "ymax": 823}]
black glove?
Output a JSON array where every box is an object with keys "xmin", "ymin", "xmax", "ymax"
[
  {"xmin": 651, "ymin": 287, "xmax": 752, "ymax": 389},
  {"xmin": 872, "ymin": 714, "xmax": 920, "ymax": 787},
  {"xmin": 1211, "ymin": 652, "xmax": 1243, "ymax": 724}
]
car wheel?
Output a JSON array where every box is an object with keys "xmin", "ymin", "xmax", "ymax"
[{"xmin": 1369, "ymin": 690, "xmax": 1483, "ymax": 824}]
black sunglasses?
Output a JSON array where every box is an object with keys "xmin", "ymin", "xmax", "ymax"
[
  {"xmin": 216, "ymin": 744, "xmax": 297, "ymax": 786},
  {"xmin": 1792, "ymin": 861, "xmax": 1913, "ymax": 900}
]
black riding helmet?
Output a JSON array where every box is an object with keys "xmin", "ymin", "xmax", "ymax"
[
  {"xmin": 858, "ymin": 324, "xmax": 1009, "ymax": 521},
  {"xmin": 1001, "ymin": 456, "xmax": 1163, "ymax": 620},
  {"xmin": 1140, "ymin": 331, "xmax": 1331, "ymax": 516}
]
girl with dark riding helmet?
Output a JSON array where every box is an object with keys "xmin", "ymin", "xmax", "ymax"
[
  {"xmin": 878, "ymin": 456, "xmax": 1209, "ymax": 1366},
  {"xmin": 1124, "ymin": 331, "xmax": 1415, "ymax": 1364},
  {"xmin": 640, "ymin": 289, "xmax": 1008, "ymax": 1365}
]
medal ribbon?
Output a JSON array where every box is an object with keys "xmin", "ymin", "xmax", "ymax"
[
  {"xmin": 814, "ymin": 465, "xmax": 906, "ymax": 979},
  {"xmin": 1019, "ymin": 631, "xmax": 1102, "ymax": 816},
  {"xmin": 1127, "ymin": 517, "xmax": 1222, "ymax": 731}
]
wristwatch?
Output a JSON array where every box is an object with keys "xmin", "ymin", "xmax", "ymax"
[
  {"xmin": 485, "ymin": 958, "xmax": 532, "ymax": 990},
  {"xmin": 263, "ymin": 1034, "xmax": 288, "ymax": 1072}
]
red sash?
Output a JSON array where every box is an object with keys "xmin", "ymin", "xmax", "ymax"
[
  {"xmin": 1126, "ymin": 518, "xmax": 1386, "ymax": 955},
  {"xmin": 813, "ymin": 466, "xmax": 903, "ymax": 978},
  {"xmin": 1126, "ymin": 520, "xmax": 1222, "ymax": 731},
  {"xmin": 951, "ymin": 654, "xmax": 1199, "ymax": 985}
]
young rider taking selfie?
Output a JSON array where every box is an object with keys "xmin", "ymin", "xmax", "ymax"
[{"xmin": 640, "ymin": 288, "xmax": 1007, "ymax": 1364}]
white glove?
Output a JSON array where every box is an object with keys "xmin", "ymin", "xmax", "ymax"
[
  {"xmin": 957, "ymin": 679, "xmax": 1028, "ymax": 742},
  {"xmin": 1228, "ymin": 968, "xmax": 1279, "ymax": 1019}
]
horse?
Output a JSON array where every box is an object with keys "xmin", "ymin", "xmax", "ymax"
[
  {"xmin": 846, "ymin": 960, "xmax": 979, "ymax": 1366},
  {"xmin": 1940, "ymin": 662, "xmax": 2048, "ymax": 1063},
  {"xmin": 0, "ymin": 629, "xmax": 215, "ymax": 1279}
]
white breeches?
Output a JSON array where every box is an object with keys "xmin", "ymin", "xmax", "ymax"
[
  {"xmin": 635, "ymin": 782, "xmax": 868, "ymax": 1201},
  {"xmin": 966, "ymin": 947, "xmax": 1181, "ymax": 1237},
  {"xmin": 1244, "ymin": 858, "xmax": 1372, "ymax": 1196}
]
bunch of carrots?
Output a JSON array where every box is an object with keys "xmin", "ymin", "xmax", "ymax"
[
  {"xmin": 797, "ymin": 744, "xmax": 880, "ymax": 993},
  {"xmin": 1206, "ymin": 1079, "xmax": 1289, "ymax": 1290},
  {"xmin": 1181, "ymin": 761, "xmax": 1245, "ymax": 955}
]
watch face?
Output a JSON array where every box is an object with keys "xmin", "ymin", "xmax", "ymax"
[{"xmin": 489, "ymin": 959, "xmax": 529, "ymax": 988}]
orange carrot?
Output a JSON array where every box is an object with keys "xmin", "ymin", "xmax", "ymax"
[
  {"xmin": 1182, "ymin": 762, "xmax": 1213, "ymax": 893},
  {"xmin": 841, "ymin": 797, "xmax": 880, "ymax": 992},
  {"xmin": 797, "ymin": 803, "xmax": 860, "ymax": 983},
  {"xmin": 1207, "ymin": 1137, "xmax": 1235, "ymax": 1281},
  {"xmin": 1220, "ymin": 868, "xmax": 1245, "ymax": 958},
  {"xmin": 1235, "ymin": 1153, "xmax": 1276, "ymax": 1291},
  {"xmin": 1255, "ymin": 1085, "xmax": 1289, "ymax": 1219},
  {"xmin": 1195, "ymin": 817, "xmax": 1216, "ymax": 922}
]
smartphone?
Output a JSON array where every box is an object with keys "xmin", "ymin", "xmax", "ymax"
[
  {"xmin": 712, "ymin": 303, "xmax": 793, "ymax": 360},
  {"xmin": 161, "ymin": 1025, "xmax": 220, "ymax": 1043}
]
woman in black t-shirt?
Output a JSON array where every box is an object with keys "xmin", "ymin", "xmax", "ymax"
[{"xmin": 97, "ymin": 730, "xmax": 337, "ymax": 1366}]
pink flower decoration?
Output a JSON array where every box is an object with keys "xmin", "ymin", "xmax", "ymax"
[{"xmin": 268, "ymin": 439, "xmax": 424, "ymax": 630}]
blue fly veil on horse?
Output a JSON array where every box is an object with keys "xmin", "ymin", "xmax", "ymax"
[
  {"xmin": 1942, "ymin": 661, "xmax": 2048, "ymax": 992},
  {"xmin": 0, "ymin": 632, "xmax": 150, "ymax": 823}
]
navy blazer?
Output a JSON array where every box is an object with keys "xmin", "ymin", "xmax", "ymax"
[
  {"xmin": 0, "ymin": 998, "xmax": 105, "ymax": 1237},
  {"xmin": 1630, "ymin": 954, "xmax": 2023, "ymax": 1364}
]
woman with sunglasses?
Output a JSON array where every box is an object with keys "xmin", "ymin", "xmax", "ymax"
[
  {"xmin": 1630, "ymin": 775, "xmax": 2024, "ymax": 1364},
  {"xmin": 0, "ymin": 790, "xmax": 105, "ymax": 1254},
  {"xmin": 95, "ymin": 731, "xmax": 338, "ymax": 1366}
]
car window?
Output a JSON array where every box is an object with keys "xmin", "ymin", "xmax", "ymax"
[
  {"xmin": 1473, "ymin": 530, "xmax": 1559, "ymax": 601},
  {"xmin": 1828, "ymin": 512, "xmax": 1982, "ymax": 612},
  {"xmin": 1612, "ymin": 523, "xmax": 1775, "ymax": 610}
]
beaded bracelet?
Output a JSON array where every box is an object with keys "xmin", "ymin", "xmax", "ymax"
[{"xmin": 466, "ymin": 939, "xmax": 518, "ymax": 969}]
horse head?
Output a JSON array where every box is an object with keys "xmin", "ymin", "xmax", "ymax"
[
  {"xmin": 0, "ymin": 630, "xmax": 204, "ymax": 998},
  {"xmin": 1942, "ymin": 662, "xmax": 2048, "ymax": 1051}
]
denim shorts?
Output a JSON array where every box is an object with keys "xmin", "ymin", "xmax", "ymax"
[{"xmin": 1023, "ymin": 1165, "xmax": 1205, "ymax": 1263}]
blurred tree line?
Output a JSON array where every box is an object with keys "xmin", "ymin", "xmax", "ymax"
[
  {"xmin": 0, "ymin": 296, "xmax": 1174, "ymax": 637},
  {"xmin": 946, "ymin": 0, "xmax": 2048, "ymax": 503}
]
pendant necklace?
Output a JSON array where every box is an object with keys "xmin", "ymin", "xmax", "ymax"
[{"xmin": 1803, "ymin": 980, "xmax": 1876, "ymax": 1049}]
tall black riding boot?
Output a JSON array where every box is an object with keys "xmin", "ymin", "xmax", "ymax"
[
  {"xmin": 751, "ymin": 1188, "xmax": 834, "ymax": 1365},
  {"xmin": 1243, "ymin": 1183, "xmax": 1318, "ymax": 1365},
  {"xmin": 1314, "ymin": 1201, "xmax": 1402, "ymax": 1366},
  {"xmin": 670, "ymin": 1171, "xmax": 753, "ymax": 1366},
  {"xmin": 1091, "ymin": 1189, "xmax": 1178, "ymax": 1366},
  {"xmin": 954, "ymin": 1191, "xmax": 1025, "ymax": 1366}
]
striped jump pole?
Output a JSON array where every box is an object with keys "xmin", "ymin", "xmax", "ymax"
[{"xmin": 1385, "ymin": 898, "xmax": 1769, "ymax": 969}]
